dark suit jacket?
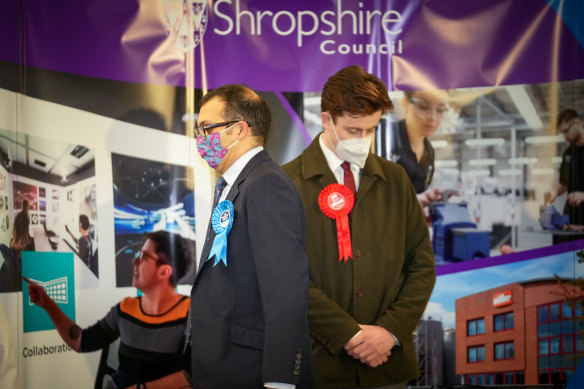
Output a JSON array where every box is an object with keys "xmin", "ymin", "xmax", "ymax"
[
  {"xmin": 190, "ymin": 150, "xmax": 313, "ymax": 389},
  {"xmin": 283, "ymin": 136, "xmax": 436, "ymax": 388}
]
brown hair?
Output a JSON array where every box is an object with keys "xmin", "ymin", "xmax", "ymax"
[
  {"xmin": 200, "ymin": 84, "xmax": 272, "ymax": 143},
  {"xmin": 557, "ymin": 108, "xmax": 580, "ymax": 128},
  {"xmin": 321, "ymin": 65, "xmax": 393, "ymax": 120},
  {"xmin": 10, "ymin": 211, "xmax": 31, "ymax": 252}
]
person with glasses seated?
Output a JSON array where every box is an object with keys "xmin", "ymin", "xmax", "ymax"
[
  {"xmin": 190, "ymin": 84, "xmax": 312, "ymax": 389},
  {"xmin": 377, "ymin": 90, "xmax": 449, "ymax": 209},
  {"xmin": 25, "ymin": 231, "xmax": 193, "ymax": 389}
]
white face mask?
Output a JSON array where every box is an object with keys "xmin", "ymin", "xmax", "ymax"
[{"xmin": 328, "ymin": 116, "xmax": 372, "ymax": 168}]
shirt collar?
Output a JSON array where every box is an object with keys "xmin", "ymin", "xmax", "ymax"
[
  {"xmin": 318, "ymin": 133, "xmax": 361, "ymax": 174},
  {"xmin": 319, "ymin": 133, "xmax": 344, "ymax": 172},
  {"xmin": 222, "ymin": 146, "xmax": 264, "ymax": 187}
]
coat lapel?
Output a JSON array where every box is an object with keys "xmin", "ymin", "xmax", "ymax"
[
  {"xmin": 355, "ymin": 155, "xmax": 386, "ymax": 209},
  {"xmin": 301, "ymin": 133, "xmax": 387, "ymax": 201},
  {"xmin": 301, "ymin": 134, "xmax": 337, "ymax": 189}
]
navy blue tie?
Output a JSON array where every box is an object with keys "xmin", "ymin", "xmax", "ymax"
[
  {"xmin": 207, "ymin": 177, "xmax": 227, "ymax": 241},
  {"xmin": 212, "ymin": 177, "xmax": 227, "ymax": 209}
]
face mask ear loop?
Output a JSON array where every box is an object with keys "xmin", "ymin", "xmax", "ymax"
[
  {"xmin": 327, "ymin": 114, "xmax": 342, "ymax": 149},
  {"xmin": 329, "ymin": 115, "xmax": 342, "ymax": 142},
  {"xmin": 224, "ymin": 122, "xmax": 239, "ymax": 150}
]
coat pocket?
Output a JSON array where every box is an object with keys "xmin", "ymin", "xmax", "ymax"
[{"xmin": 231, "ymin": 323, "xmax": 265, "ymax": 350}]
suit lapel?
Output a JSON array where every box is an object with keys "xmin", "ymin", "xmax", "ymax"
[{"xmin": 197, "ymin": 218, "xmax": 215, "ymax": 273}]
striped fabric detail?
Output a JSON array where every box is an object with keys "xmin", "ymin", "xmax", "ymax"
[{"xmin": 119, "ymin": 296, "xmax": 190, "ymax": 325}]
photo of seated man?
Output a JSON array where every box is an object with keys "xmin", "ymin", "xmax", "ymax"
[{"xmin": 25, "ymin": 231, "xmax": 192, "ymax": 389}]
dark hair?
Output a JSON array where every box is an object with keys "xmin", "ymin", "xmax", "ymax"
[
  {"xmin": 79, "ymin": 214, "xmax": 90, "ymax": 230},
  {"xmin": 199, "ymin": 84, "xmax": 272, "ymax": 143},
  {"xmin": 321, "ymin": 65, "xmax": 393, "ymax": 120},
  {"xmin": 144, "ymin": 230, "xmax": 190, "ymax": 287},
  {"xmin": 557, "ymin": 108, "xmax": 580, "ymax": 128},
  {"xmin": 10, "ymin": 211, "xmax": 30, "ymax": 252}
]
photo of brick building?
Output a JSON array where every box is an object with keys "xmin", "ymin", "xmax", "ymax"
[{"xmin": 456, "ymin": 278, "xmax": 584, "ymax": 386}]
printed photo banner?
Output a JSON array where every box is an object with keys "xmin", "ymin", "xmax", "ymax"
[{"xmin": 1, "ymin": 0, "xmax": 583, "ymax": 92}]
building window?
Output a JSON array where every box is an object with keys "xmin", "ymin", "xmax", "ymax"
[
  {"xmin": 468, "ymin": 345, "xmax": 485, "ymax": 362},
  {"xmin": 467, "ymin": 318, "xmax": 485, "ymax": 336},
  {"xmin": 516, "ymin": 371, "xmax": 524, "ymax": 384},
  {"xmin": 477, "ymin": 374, "xmax": 485, "ymax": 385},
  {"xmin": 495, "ymin": 341, "xmax": 514, "ymax": 360},
  {"xmin": 494, "ymin": 311, "xmax": 514, "ymax": 331},
  {"xmin": 470, "ymin": 372, "xmax": 522, "ymax": 385},
  {"xmin": 537, "ymin": 299, "xmax": 584, "ymax": 384},
  {"xmin": 538, "ymin": 305, "xmax": 548, "ymax": 322}
]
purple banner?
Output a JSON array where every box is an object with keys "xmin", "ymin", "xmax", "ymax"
[{"xmin": 1, "ymin": 0, "xmax": 583, "ymax": 91}]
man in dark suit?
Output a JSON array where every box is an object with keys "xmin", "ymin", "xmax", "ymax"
[
  {"xmin": 190, "ymin": 84, "xmax": 312, "ymax": 389},
  {"xmin": 283, "ymin": 66, "xmax": 436, "ymax": 389}
]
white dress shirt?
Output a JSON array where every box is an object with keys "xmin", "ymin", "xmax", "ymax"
[
  {"xmin": 318, "ymin": 134, "xmax": 361, "ymax": 189},
  {"xmin": 219, "ymin": 145, "xmax": 263, "ymax": 202}
]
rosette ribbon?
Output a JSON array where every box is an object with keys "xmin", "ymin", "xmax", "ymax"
[
  {"xmin": 206, "ymin": 200, "xmax": 234, "ymax": 267},
  {"xmin": 318, "ymin": 184, "xmax": 354, "ymax": 262}
]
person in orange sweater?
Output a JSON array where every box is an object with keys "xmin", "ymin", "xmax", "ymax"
[{"xmin": 26, "ymin": 231, "xmax": 192, "ymax": 389}]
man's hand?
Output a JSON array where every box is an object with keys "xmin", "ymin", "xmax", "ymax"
[
  {"xmin": 567, "ymin": 191, "xmax": 584, "ymax": 206},
  {"xmin": 344, "ymin": 325, "xmax": 396, "ymax": 367},
  {"xmin": 23, "ymin": 277, "xmax": 52, "ymax": 309}
]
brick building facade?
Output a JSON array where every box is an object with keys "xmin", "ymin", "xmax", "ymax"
[{"xmin": 455, "ymin": 278, "xmax": 583, "ymax": 385}]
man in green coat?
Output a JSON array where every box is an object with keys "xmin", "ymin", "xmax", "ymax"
[{"xmin": 283, "ymin": 65, "xmax": 436, "ymax": 389}]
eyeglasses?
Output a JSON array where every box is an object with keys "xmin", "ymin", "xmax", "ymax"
[
  {"xmin": 134, "ymin": 250, "xmax": 168, "ymax": 266},
  {"xmin": 409, "ymin": 98, "xmax": 448, "ymax": 120},
  {"xmin": 194, "ymin": 121, "xmax": 241, "ymax": 139}
]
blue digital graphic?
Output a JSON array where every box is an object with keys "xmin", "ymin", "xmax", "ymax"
[
  {"xmin": 113, "ymin": 187, "xmax": 195, "ymax": 236},
  {"xmin": 22, "ymin": 251, "xmax": 75, "ymax": 333}
]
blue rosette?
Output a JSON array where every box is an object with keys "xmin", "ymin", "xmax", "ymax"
[{"xmin": 206, "ymin": 200, "xmax": 234, "ymax": 267}]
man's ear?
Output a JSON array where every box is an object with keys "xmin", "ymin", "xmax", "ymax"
[
  {"xmin": 321, "ymin": 112, "xmax": 331, "ymax": 129},
  {"xmin": 235, "ymin": 121, "xmax": 250, "ymax": 139},
  {"xmin": 158, "ymin": 264, "xmax": 173, "ymax": 282}
]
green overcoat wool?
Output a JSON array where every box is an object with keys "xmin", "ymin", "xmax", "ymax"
[{"xmin": 283, "ymin": 135, "xmax": 436, "ymax": 389}]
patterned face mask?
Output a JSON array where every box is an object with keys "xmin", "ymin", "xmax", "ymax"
[{"xmin": 196, "ymin": 123, "xmax": 238, "ymax": 169}]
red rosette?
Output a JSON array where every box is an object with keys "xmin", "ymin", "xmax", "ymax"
[{"xmin": 318, "ymin": 184, "xmax": 354, "ymax": 262}]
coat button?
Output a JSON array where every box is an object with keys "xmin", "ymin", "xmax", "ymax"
[
  {"xmin": 296, "ymin": 352, "xmax": 302, "ymax": 359},
  {"xmin": 355, "ymin": 249, "xmax": 361, "ymax": 257},
  {"xmin": 356, "ymin": 290, "xmax": 363, "ymax": 297},
  {"xmin": 293, "ymin": 369, "xmax": 300, "ymax": 376}
]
